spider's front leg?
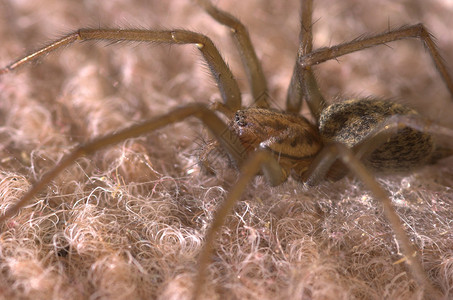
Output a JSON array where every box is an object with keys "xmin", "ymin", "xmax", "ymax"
[
  {"xmin": 0, "ymin": 29, "xmax": 242, "ymax": 112},
  {"xmin": 0, "ymin": 102, "xmax": 288, "ymax": 299},
  {"xmin": 0, "ymin": 104, "xmax": 284, "ymax": 222},
  {"xmin": 196, "ymin": 0, "xmax": 269, "ymax": 108}
]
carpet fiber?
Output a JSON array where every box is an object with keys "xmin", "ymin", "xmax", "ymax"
[{"xmin": 0, "ymin": 0, "xmax": 453, "ymax": 299}]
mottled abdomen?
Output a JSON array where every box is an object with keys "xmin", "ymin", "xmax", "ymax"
[{"xmin": 319, "ymin": 99, "xmax": 434, "ymax": 172}]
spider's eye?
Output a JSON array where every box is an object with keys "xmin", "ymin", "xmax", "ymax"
[{"xmin": 235, "ymin": 111, "xmax": 247, "ymax": 127}]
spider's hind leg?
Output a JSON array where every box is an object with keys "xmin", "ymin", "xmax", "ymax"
[
  {"xmin": 299, "ymin": 142, "xmax": 445, "ymax": 299},
  {"xmin": 299, "ymin": 100, "xmax": 453, "ymax": 298},
  {"xmin": 299, "ymin": 23, "xmax": 453, "ymax": 100}
]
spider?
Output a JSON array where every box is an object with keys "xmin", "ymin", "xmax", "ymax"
[{"xmin": 1, "ymin": 0, "xmax": 453, "ymax": 299}]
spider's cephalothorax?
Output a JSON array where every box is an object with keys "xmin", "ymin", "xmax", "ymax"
[
  {"xmin": 230, "ymin": 107, "xmax": 322, "ymax": 179},
  {"xmin": 1, "ymin": 0, "xmax": 453, "ymax": 299},
  {"xmin": 229, "ymin": 98, "xmax": 438, "ymax": 183}
]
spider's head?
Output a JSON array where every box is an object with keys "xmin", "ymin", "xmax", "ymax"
[{"xmin": 230, "ymin": 108, "xmax": 278, "ymax": 153}]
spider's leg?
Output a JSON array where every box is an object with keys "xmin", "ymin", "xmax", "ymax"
[
  {"xmin": 300, "ymin": 142, "xmax": 443, "ymax": 300},
  {"xmin": 0, "ymin": 29, "xmax": 242, "ymax": 112},
  {"xmin": 0, "ymin": 103, "xmax": 288, "ymax": 223},
  {"xmin": 0, "ymin": 103, "xmax": 286, "ymax": 298},
  {"xmin": 299, "ymin": 24, "xmax": 453, "ymax": 99},
  {"xmin": 286, "ymin": 0, "xmax": 327, "ymax": 121},
  {"xmin": 192, "ymin": 150, "xmax": 283, "ymax": 299},
  {"xmin": 286, "ymin": 0, "xmax": 310, "ymax": 114},
  {"xmin": 197, "ymin": 0, "xmax": 269, "ymax": 108}
]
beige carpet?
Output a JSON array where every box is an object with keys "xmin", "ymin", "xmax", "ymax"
[{"xmin": 0, "ymin": 0, "xmax": 453, "ymax": 299}]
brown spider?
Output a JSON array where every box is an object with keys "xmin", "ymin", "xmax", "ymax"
[{"xmin": 1, "ymin": 0, "xmax": 453, "ymax": 299}]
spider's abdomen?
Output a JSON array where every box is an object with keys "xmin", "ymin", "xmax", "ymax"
[{"xmin": 319, "ymin": 99, "xmax": 434, "ymax": 172}]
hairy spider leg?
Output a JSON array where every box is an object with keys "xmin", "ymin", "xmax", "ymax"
[
  {"xmin": 0, "ymin": 29, "xmax": 242, "ymax": 112},
  {"xmin": 0, "ymin": 103, "xmax": 285, "ymax": 224},
  {"xmin": 192, "ymin": 150, "xmax": 282, "ymax": 300},
  {"xmin": 286, "ymin": 0, "xmax": 326, "ymax": 117},
  {"xmin": 192, "ymin": 133, "xmax": 451, "ymax": 299},
  {"xmin": 294, "ymin": 0, "xmax": 451, "ymax": 297},
  {"xmin": 299, "ymin": 23, "xmax": 453, "ymax": 101},
  {"xmin": 301, "ymin": 142, "xmax": 444, "ymax": 299},
  {"xmin": 197, "ymin": 0, "xmax": 269, "ymax": 109},
  {"xmin": 287, "ymin": 10, "xmax": 453, "ymax": 116},
  {"xmin": 1, "ymin": 1, "xmax": 451, "ymax": 299}
]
